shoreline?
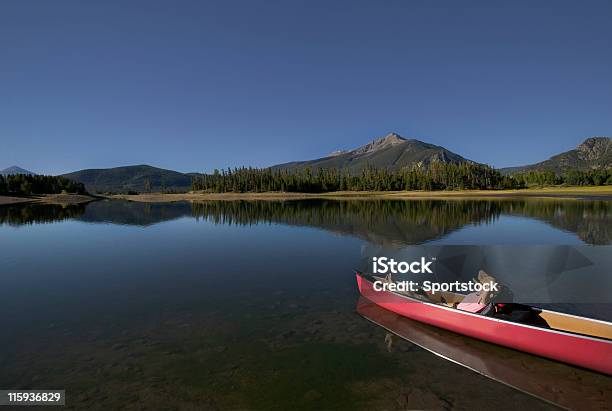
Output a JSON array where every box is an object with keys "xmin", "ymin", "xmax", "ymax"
[
  {"xmin": 109, "ymin": 186, "xmax": 612, "ymax": 202},
  {"xmin": 0, "ymin": 194, "xmax": 99, "ymax": 206}
]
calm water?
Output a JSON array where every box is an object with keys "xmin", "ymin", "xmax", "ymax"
[{"xmin": 1, "ymin": 198, "xmax": 610, "ymax": 410}]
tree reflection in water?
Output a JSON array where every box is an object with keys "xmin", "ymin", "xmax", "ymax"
[{"xmin": 1, "ymin": 198, "xmax": 609, "ymax": 245}]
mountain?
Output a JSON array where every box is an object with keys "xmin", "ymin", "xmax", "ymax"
[
  {"xmin": 1, "ymin": 166, "xmax": 36, "ymax": 176},
  {"xmin": 272, "ymin": 132, "xmax": 473, "ymax": 174},
  {"xmin": 61, "ymin": 165, "xmax": 193, "ymax": 193},
  {"xmin": 501, "ymin": 137, "xmax": 612, "ymax": 175}
]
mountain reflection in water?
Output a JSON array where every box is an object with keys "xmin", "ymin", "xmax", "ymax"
[{"xmin": 2, "ymin": 198, "xmax": 609, "ymax": 245}]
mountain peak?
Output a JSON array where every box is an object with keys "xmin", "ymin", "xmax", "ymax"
[
  {"xmin": 1, "ymin": 165, "xmax": 36, "ymax": 176},
  {"xmin": 578, "ymin": 136, "xmax": 610, "ymax": 149},
  {"xmin": 378, "ymin": 132, "xmax": 406, "ymax": 143},
  {"xmin": 501, "ymin": 136, "xmax": 611, "ymax": 174},
  {"xmin": 353, "ymin": 132, "xmax": 407, "ymax": 155},
  {"xmin": 273, "ymin": 131, "xmax": 470, "ymax": 174},
  {"xmin": 576, "ymin": 136, "xmax": 611, "ymax": 162}
]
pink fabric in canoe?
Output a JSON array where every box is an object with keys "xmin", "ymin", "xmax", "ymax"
[{"xmin": 457, "ymin": 292, "xmax": 486, "ymax": 313}]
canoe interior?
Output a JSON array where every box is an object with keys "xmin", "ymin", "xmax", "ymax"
[{"xmin": 537, "ymin": 310, "xmax": 612, "ymax": 340}]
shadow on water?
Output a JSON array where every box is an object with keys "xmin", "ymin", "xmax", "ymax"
[{"xmin": 1, "ymin": 198, "xmax": 611, "ymax": 244}]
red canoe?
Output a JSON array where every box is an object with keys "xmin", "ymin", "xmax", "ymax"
[{"xmin": 356, "ymin": 272, "xmax": 612, "ymax": 375}]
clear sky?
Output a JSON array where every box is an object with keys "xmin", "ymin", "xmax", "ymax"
[{"xmin": 1, "ymin": 0, "xmax": 610, "ymax": 175}]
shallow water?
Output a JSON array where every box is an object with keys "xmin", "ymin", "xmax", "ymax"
[{"xmin": 1, "ymin": 198, "xmax": 610, "ymax": 410}]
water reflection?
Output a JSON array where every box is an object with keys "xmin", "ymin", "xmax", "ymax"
[
  {"xmin": 1, "ymin": 198, "xmax": 610, "ymax": 244},
  {"xmin": 0, "ymin": 203, "xmax": 85, "ymax": 226},
  {"xmin": 1, "ymin": 198, "xmax": 608, "ymax": 409},
  {"xmin": 192, "ymin": 200, "xmax": 499, "ymax": 245},
  {"xmin": 190, "ymin": 199, "xmax": 612, "ymax": 245},
  {"xmin": 80, "ymin": 200, "xmax": 190, "ymax": 226}
]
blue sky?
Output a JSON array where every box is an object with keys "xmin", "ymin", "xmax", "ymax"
[{"xmin": 1, "ymin": 0, "xmax": 610, "ymax": 175}]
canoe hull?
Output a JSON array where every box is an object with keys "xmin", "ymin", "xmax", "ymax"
[{"xmin": 356, "ymin": 273, "xmax": 612, "ymax": 375}]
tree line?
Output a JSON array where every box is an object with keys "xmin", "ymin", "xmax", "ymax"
[
  {"xmin": 191, "ymin": 163, "xmax": 612, "ymax": 193},
  {"xmin": 0, "ymin": 174, "xmax": 87, "ymax": 196},
  {"xmin": 192, "ymin": 163, "xmax": 521, "ymax": 193},
  {"xmin": 512, "ymin": 169, "xmax": 612, "ymax": 187}
]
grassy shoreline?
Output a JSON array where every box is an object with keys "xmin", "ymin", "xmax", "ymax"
[
  {"xmin": 0, "ymin": 193, "xmax": 98, "ymax": 206},
  {"xmin": 109, "ymin": 186, "xmax": 612, "ymax": 202}
]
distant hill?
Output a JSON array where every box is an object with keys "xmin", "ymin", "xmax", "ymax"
[
  {"xmin": 271, "ymin": 132, "xmax": 473, "ymax": 174},
  {"xmin": 61, "ymin": 165, "xmax": 193, "ymax": 193},
  {"xmin": 1, "ymin": 166, "xmax": 36, "ymax": 176},
  {"xmin": 501, "ymin": 137, "xmax": 612, "ymax": 175}
]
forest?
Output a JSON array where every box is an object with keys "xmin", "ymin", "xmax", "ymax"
[
  {"xmin": 191, "ymin": 163, "xmax": 612, "ymax": 193},
  {"xmin": 512, "ymin": 169, "xmax": 612, "ymax": 187},
  {"xmin": 191, "ymin": 163, "xmax": 512, "ymax": 192},
  {"xmin": 2, "ymin": 166, "xmax": 609, "ymax": 197},
  {"xmin": 0, "ymin": 174, "xmax": 87, "ymax": 196}
]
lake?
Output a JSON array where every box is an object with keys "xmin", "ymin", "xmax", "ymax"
[{"xmin": 1, "ymin": 198, "xmax": 610, "ymax": 410}]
